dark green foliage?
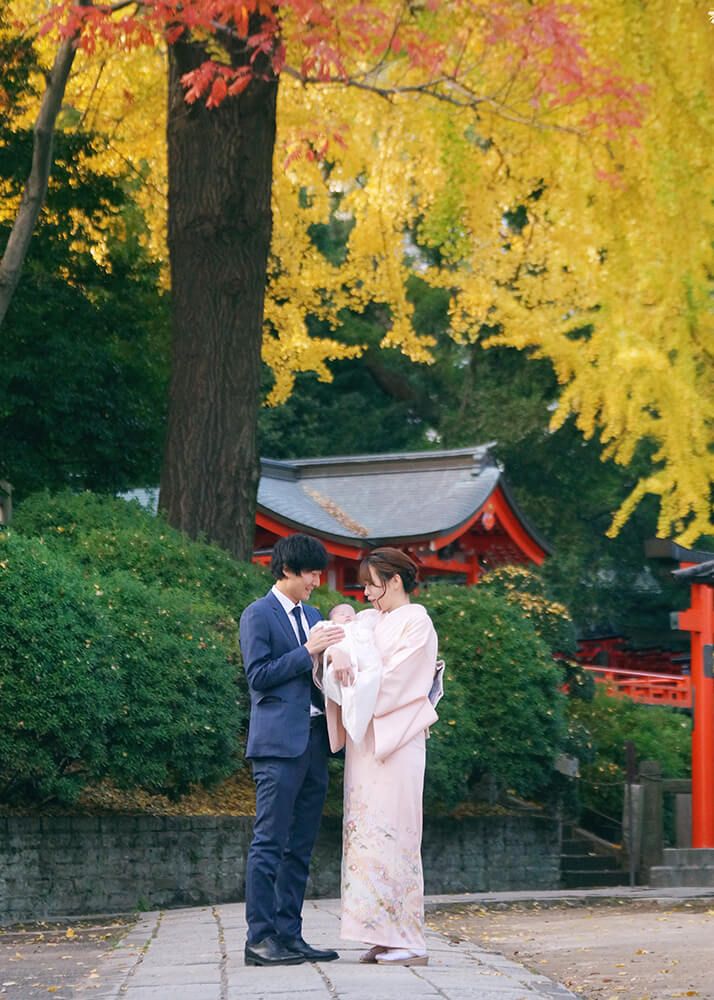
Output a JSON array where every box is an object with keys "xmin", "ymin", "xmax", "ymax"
[
  {"xmin": 259, "ymin": 330, "xmax": 428, "ymax": 461},
  {"xmin": 0, "ymin": 533, "xmax": 114, "ymax": 803},
  {"xmin": 419, "ymin": 584, "xmax": 567, "ymax": 810},
  {"xmin": 2, "ymin": 492, "xmax": 272, "ymax": 806},
  {"xmin": 568, "ymin": 691, "xmax": 691, "ymax": 831},
  {"xmin": 479, "ymin": 563, "xmax": 594, "ymax": 706},
  {"xmin": 478, "ymin": 565, "xmax": 596, "ymax": 818},
  {"xmin": 0, "ymin": 26, "xmax": 169, "ymax": 499},
  {"xmin": 13, "ymin": 490, "xmax": 271, "ymax": 611},
  {"xmin": 94, "ymin": 570, "xmax": 242, "ymax": 794}
]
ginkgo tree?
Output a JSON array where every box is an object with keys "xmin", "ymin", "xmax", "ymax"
[
  {"xmin": 4, "ymin": 1, "xmax": 709, "ymax": 557},
  {"xmin": 266, "ymin": 1, "xmax": 713, "ymax": 547}
]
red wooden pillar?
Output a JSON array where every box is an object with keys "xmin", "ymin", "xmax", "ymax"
[
  {"xmin": 645, "ymin": 539, "xmax": 714, "ymax": 848},
  {"xmin": 467, "ymin": 555, "xmax": 481, "ymax": 585},
  {"xmin": 675, "ymin": 572, "xmax": 714, "ymax": 847}
]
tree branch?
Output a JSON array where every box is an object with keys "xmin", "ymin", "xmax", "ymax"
[
  {"xmin": 0, "ymin": 21, "xmax": 84, "ymax": 326},
  {"xmin": 280, "ymin": 64, "xmax": 586, "ymax": 138}
]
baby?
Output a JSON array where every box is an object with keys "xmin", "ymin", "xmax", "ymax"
[
  {"xmin": 311, "ymin": 603, "xmax": 376, "ymax": 683},
  {"xmin": 324, "ymin": 602, "xmax": 444, "ymax": 707},
  {"xmin": 327, "ymin": 603, "xmax": 358, "ymax": 626},
  {"xmin": 313, "ymin": 601, "xmax": 443, "ymax": 742},
  {"xmin": 311, "ymin": 602, "xmax": 381, "ymax": 743}
]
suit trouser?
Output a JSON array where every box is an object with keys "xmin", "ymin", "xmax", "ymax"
[{"xmin": 245, "ymin": 718, "xmax": 329, "ymax": 944}]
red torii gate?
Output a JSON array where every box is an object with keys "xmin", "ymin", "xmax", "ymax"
[{"xmin": 646, "ymin": 539, "xmax": 714, "ymax": 848}]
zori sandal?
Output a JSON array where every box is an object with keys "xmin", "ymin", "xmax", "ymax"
[
  {"xmin": 359, "ymin": 945, "xmax": 388, "ymax": 963},
  {"xmin": 375, "ymin": 948, "xmax": 428, "ymax": 966}
]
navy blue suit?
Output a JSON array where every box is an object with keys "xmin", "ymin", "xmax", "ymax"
[{"xmin": 240, "ymin": 591, "xmax": 328, "ymax": 944}]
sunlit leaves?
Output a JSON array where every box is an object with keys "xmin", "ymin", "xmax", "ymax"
[{"xmin": 7, "ymin": 1, "xmax": 711, "ymax": 545}]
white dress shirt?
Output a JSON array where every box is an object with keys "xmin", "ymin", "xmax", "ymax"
[
  {"xmin": 271, "ymin": 585, "xmax": 309, "ymax": 639},
  {"xmin": 271, "ymin": 585, "xmax": 321, "ymax": 716}
]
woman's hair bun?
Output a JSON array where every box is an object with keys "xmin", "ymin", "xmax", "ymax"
[{"xmin": 358, "ymin": 547, "xmax": 419, "ymax": 592}]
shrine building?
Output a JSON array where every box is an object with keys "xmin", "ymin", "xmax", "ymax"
[{"xmin": 253, "ymin": 444, "xmax": 550, "ymax": 599}]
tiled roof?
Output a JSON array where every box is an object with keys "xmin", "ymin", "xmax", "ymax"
[
  {"xmin": 257, "ymin": 445, "xmax": 504, "ymax": 544},
  {"xmin": 121, "ymin": 445, "xmax": 549, "ymax": 553}
]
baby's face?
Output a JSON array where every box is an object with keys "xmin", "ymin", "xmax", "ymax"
[{"xmin": 330, "ymin": 605, "xmax": 356, "ymax": 624}]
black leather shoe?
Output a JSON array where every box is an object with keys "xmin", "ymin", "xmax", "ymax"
[
  {"xmin": 280, "ymin": 935, "xmax": 339, "ymax": 962},
  {"xmin": 244, "ymin": 935, "xmax": 306, "ymax": 966}
]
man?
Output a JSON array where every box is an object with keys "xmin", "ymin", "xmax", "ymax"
[{"xmin": 239, "ymin": 533, "xmax": 345, "ymax": 967}]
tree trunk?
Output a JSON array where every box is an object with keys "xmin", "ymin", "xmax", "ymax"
[
  {"xmin": 160, "ymin": 38, "xmax": 278, "ymax": 560},
  {"xmin": 0, "ymin": 30, "xmax": 80, "ymax": 326}
]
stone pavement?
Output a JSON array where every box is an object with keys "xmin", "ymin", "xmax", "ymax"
[
  {"xmin": 78, "ymin": 887, "xmax": 714, "ymax": 1000},
  {"xmin": 83, "ymin": 896, "xmax": 579, "ymax": 1000}
]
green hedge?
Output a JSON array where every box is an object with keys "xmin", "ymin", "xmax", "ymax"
[
  {"xmin": 1, "ymin": 492, "xmax": 272, "ymax": 805},
  {"xmin": 13, "ymin": 489, "xmax": 270, "ymax": 609},
  {"xmin": 0, "ymin": 533, "xmax": 114, "ymax": 804},
  {"xmin": 420, "ymin": 584, "xmax": 567, "ymax": 810},
  {"xmin": 4, "ymin": 491, "xmax": 579, "ymax": 814},
  {"xmin": 93, "ymin": 569, "xmax": 243, "ymax": 793},
  {"xmin": 479, "ymin": 564, "xmax": 594, "ymax": 703}
]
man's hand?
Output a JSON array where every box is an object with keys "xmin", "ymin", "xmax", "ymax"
[{"xmin": 305, "ymin": 623, "xmax": 344, "ymax": 656}]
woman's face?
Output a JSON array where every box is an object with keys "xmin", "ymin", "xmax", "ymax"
[{"xmin": 363, "ymin": 565, "xmax": 406, "ymax": 612}]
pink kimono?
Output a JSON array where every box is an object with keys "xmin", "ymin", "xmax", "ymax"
[{"xmin": 325, "ymin": 602, "xmax": 439, "ymax": 950}]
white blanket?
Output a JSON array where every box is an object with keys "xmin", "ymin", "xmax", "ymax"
[
  {"xmin": 317, "ymin": 610, "xmax": 445, "ymax": 745},
  {"xmin": 321, "ymin": 614, "xmax": 382, "ymax": 744}
]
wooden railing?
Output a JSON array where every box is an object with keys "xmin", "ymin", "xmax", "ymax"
[{"xmin": 583, "ymin": 664, "xmax": 692, "ymax": 708}]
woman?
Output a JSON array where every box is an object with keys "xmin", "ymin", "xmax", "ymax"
[{"xmin": 324, "ymin": 548, "xmax": 439, "ymax": 967}]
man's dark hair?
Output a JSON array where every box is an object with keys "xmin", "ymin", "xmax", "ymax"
[{"xmin": 270, "ymin": 533, "xmax": 329, "ymax": 579}]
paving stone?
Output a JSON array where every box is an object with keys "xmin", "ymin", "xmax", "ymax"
[
  {"xmin": 67, "ymin": 897, "xmax": 581, "ymax": 999},
  {"xmin": 229, "ymin": 964, "xmax": 323, "ymax": 988},
  {"xmin": 120, "ymin": 988, "xmax": 221, "ymax": 1000},
  {"xmin": 229, "ymin": 993, "xmax": 328, "ymax": 1000},
  {"xmin": 129, "ymin": 962, "xmax": 221, "ymax": 986}
]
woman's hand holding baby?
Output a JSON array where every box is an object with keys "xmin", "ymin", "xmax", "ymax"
[{"xmin": 330, "ymin": 646, "xmax": 355, "ymax": 687}]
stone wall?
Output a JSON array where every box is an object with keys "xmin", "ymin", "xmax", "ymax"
[{"xmin": 0, "ymin": 813, "xmax": 560, "ymax": 924}]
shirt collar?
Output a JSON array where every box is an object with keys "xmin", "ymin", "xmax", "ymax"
[{"xmin": 271, "ymin": 584, "xmax": 301, "ymax": 615}]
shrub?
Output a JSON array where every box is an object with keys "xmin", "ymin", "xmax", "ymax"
[
  {"xmin": 94, "ymin": 570, "xmax": 243, "ymax": 795},
  {"xmin": 480, "ymin": 564, "xmax": 594, "ymax": 702},
  {"xmin": 3, "ymin": 490, "xmax": 274, "ymax": 806},
  {"xmin": 0, "ymin": 533, "xmax": 114, "ymax": 803},
  {"xmin": 13, "ymin": 489, "xmax": 271, "ymax": 610},
  {"xmin": 568, "ymin": 690, "xmax": 691, "ymax": 831},
  {"xmin": 477, "ymin": 565, "xmax": 596, "ymax": 806},
  {"xmin": 419, "ymin": 583, "xmax": 567, "ymax": 810},
  {"xmin": 478, "ymin": 564, "xmax": 577, "ymax": 657}
]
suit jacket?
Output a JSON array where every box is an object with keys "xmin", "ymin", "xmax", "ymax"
[{"xmin": 240, "ymin": 591, "xmax": 322, "ymax": 758}]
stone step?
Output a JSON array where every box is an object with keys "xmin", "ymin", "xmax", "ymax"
[
  {"xmin": 649, "ymin": 865, "xmax": 714, "ymax": 888},
  {"xmin": 662, "ymin": 848, "xmax": 714, "ymax": 866},
  {"xmin": 561, "ymin": 869, "xmax": 630, "ymax": 889},
  {"xmin": 561, "ymin": 825, "xmax": 625, "ymax": 888},
  {"xmin": 561, "ymin": 853, "xmax": 622, "ymax": 872},
  {"xmin": 561, "ymin": 838, "xmax": 596, "ymax": 856}
]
